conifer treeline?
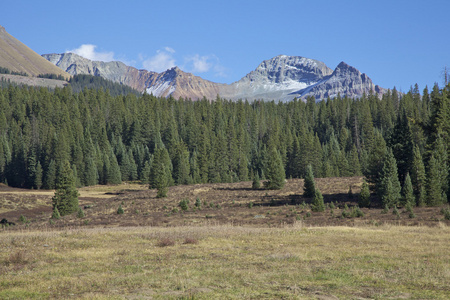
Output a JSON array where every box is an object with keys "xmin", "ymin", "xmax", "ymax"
[{"xmin": 0, "ymin": 82, "xmax": 448, "ymax": 207}]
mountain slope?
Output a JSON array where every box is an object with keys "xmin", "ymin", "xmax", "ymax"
[{"xmin": 0, "ymin": 26, "xmax": 69, "ymax": 78}]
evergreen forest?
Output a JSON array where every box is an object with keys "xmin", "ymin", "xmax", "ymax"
[{"xmin": 0, "ymin": 81, "xmax": 449, "ymax": 209}]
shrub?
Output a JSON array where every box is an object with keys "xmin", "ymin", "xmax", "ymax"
[
  {"xmin": 252, "ymin": 173, "xmax": 261, "ymax": 189},
  {"xmin": 179, "ymin": 199, "xmax": 189, "ymax": 211},
  {"xmin": 183, "ymin": 238, "xmax": 199, "ymax": 245},
  {"xmin": 248, "ymin": 202, "xmax": 253, "ymax": 208},
  {"xmin": 351, "ymin": 206, "xmax": 364, "ymax": 218},
  {"xmin": 51, "ymin": 207, "xmax": 61, "ymax": 219},
  {"xmin": 341, "ymin": 209, "xmax": 350, "ymax": 218},
  {"xmin": 117, "ymin": 204, "xmax": 124, "ymax": 214},
  {"xmin": 18, "ymin": 215, "xmax": 28, "ymax": 224},
  {"xmin": 195, "ymin": 197, "xmax": 201, "ymax": 208},
  {"xmin": 77, "ymin": 207, "xmax": 85, "ymax": 218},
  {"xmin": 440, "ymin": 207, "xmax": 450, "ymax": 220},
  {"xmin": 157, "ymin": 238, "xmax": 175, "ymax": 247}
]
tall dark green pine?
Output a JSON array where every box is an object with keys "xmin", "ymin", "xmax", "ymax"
[
  {"xmin": 378, "ymin": 148, "xmax": 402, "ymax": 208},
  {"xmin": 52, "ymin": 160, "xmax": 79, "ymax": 216},
  {"xmin": 107, "ymin": 150, "xmax": 122, "ymax": 184},
  {"xmin": 155, "ymin": 165, "xmax": 169, "ymax": 198},
  {"xmin": 401, "ymin": 173, "xmax": 415, "ymax": 207},
  {"xmin": 44, "ymin": 159, "xmax": 56, "ymax": 189},
  {"xmin": 311, "ymin": 189, "xmax": 325, "ymax": 212},
  {"xmin": 388, "ymin": 111, "xmax": 414, "ymax": 183},
  {"xmin": 410, "ymin": 145, "xmax": 426, "ymax": 206},
  {"xmin": 149, "ymin": 147, "xmax": 172, "ymax": 189},
  {"xmin": 264, "ymin": 146, "xmax": 285, "ymax": 190},
  {"xmin": 303, "ymin": 164, "xmax": 316, "ymax": 198},
  {"xmin": 426, "ymin": 154, "xmax": 443, "ymax": 206},
  {"xmin": 35, "ymin": 161, "xmax": 43, "ymax": 190}
]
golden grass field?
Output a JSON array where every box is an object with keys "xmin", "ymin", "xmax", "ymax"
[
  {"xmin": 1, "ymin": 224, "xmax": 449, "ymax": 299},
  {"xmin": 1, "ymin": 179, "xmax": 450, "ymax": 299}
]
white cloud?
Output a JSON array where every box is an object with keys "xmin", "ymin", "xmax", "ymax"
[
  {"xmin": 142, "ymin": 48, "xmax": 176, "ymax": 72},
  {"xmin": 185, "ymin": 54, "xmax": 212, "ymax": 73},
  {"xmin": 164, "ymin": 47, "xmax": 175, "ymax": 54},
  {"xmin": 67, "ymin": 44, "xmax": 115, "ymax": 62},
  {"xmin": 184, "ymin": 54, "xmax": 227, "ymax": 77}
]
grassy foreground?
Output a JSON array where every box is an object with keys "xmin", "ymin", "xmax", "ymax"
[{"xmin": 1, "ymin": 224, "xmax": 449, "ymax": 299}]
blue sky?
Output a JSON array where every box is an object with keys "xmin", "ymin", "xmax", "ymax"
[{"xmin": 1, "ymin": 0, "xmax": 449, "ymax": 92}]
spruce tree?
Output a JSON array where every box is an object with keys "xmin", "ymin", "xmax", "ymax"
[
  {"xmin": 44, "ymin": 159, "xmax": 56, "ymax": 189},
  {"xmin": 359, "ymin": 181, "xmax": 371, "ymax": 208},
  {"xmin": 410, "ymin": 145, "xmax": 426, "ymax": 204},
  {"xmin": 303, "ymin": 164, "xmax": 316, "ymax": 198},
  {"xmin": 35, "ymin": 161, "xmax": 43, "ymax": 190},
  {"xmin": 154, "ymin": 164, "xmax": 169, "ymax": 198},
  {"xmin": 264, "ymin": 146, "xmax": 285, "ymax": 190},
  {"xmin": 401, "ymin": 173, "xmax": 415, "ymax": 207},
  {"xmin": 311, "ymin": 189, "xmax": 325, "ymax": 212},
  {"xmin": 51, "ymin": 161, "xmax": 79, "ymax": 217},
  {"xmin": 426, "ymin": 154, "xmax": 442, "ymax": 206},
  {"xmin": 378, "ymin": 148, "xmax": 401, "ymax": 208},
  {"xmin": 252, "ymin": 171, "xmax": 260, "ymax": 189},
  {"xmin": 107, "ymin": 151, "xmax": 122, "ymax": 184}
]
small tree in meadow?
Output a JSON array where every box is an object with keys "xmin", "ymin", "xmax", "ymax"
[{"xmin": 303, "ymin": 165, "xmax": 316, "ymax": 198}]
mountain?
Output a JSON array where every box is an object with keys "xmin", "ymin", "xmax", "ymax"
[
  {"xmin": 43, "ymin": 53, "xmax": 384, "ymax": 101},
  {"xmin": 222, "ymin": 55, "xmax": 334, "ymax": 101},
  {"xmin": 42, "ymin": 53, "xmax": 156, "ymax": 91},
  {"xmin": 297, "ymin": 61, "xmax": 384, "ymax": 100},
  {"xmin": 0, "ymin": 26, "xmax": 69, "ymax": 79}
]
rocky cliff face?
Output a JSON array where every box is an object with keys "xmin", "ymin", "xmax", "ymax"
[
  {"xmin": 298, "ymin": 62, "xmax": 384, "ymax": 100},
  {"xmin": 43, "ymin": 53, "xmax": 384, "ymax": 101}
]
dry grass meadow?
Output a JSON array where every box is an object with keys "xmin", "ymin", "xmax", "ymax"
[{"xmin": 1, "ymin": 177, "xmax": 450, "ymax": 299}]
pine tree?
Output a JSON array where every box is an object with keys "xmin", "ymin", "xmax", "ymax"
[
  {"xmin": 44, "ymin": 159, "xmax": 56, "ymax": 189},
  {"xmin": 410, "ymin": 145, "xmax": 426, "ymax": 205},
  {"xmin": 252, "ymin": 171, "xmax": 260, "ymax": 189},
  {"xmin": 107, "ymin": 151, "xmax": 122, "ymax": 184},
  {"xmin": 401, "ymin": 173, "xmax": 415, "ymax": 207},
  {"xmin": 426, "ymin": 154, "xmax": 442, "ymax": 206},
  {"xmin": 378, "ymin": 148, "xmax": 401, "ymax": 208},
  {"xmin": 303, "ymin": 164, "xmax": 316, "ymax": 198},
  {"xmin": 359, "ymin": 181, "xmax": 371, "ymax": 208},
  {"xmin": 264, "ymin": 146, "xmax": 285, "ymax": 190},
  {"xmin": 51, "ymin": 160, "xmax": 79, "ymax": 217},
  {"xmin": 35, "ymin": 161, "xmax": 43, "ymax": 190},
  {"xmin": 311, "ymin": 189, "xmax": 325, "ymax": 212},
  {"xmin": 51, "ymin": 207, "xmax": 60, "ymax": 220}
]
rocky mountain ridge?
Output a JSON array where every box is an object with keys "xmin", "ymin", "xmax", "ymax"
[{"xmin": 43, "ymin": 52, "xmax": 384, "ymax": 101}]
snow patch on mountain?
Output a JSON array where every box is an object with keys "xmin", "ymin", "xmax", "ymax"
[{"xmin": 146, "ymin": 80, "xmax": 175, "ymax": 97}]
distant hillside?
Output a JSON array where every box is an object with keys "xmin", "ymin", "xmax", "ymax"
[
  {"xmin": 0, "ymin": 73, "xmax": 68, "ymax": 89},
  {"xmin": 0, "ymin": 26, "xmax": 70, "ymax": 79},
  {"xmin": 69, "ymin": 74, "xmax": 141, "ymax": 96}
]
